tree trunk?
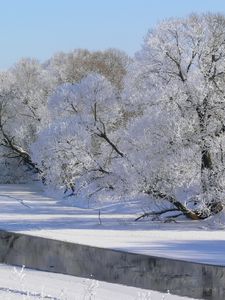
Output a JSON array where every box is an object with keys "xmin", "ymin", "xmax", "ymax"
[{"xmin": 196, "ymin": 100, "xmax": 223, "ymax": 216}]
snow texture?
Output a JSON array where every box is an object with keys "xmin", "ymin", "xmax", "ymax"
[
  {"xmin": 0, "ymin": 184, "xmax": 225, "ymax": 266},
  {"xmin": 0, "ymin": 263, "xmax": 198, "ymax": 300}
]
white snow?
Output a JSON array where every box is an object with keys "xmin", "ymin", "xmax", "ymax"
[
  {"xmin": 0, "ymin": 263, "xmax": 198, "ymax": 300},
  {"xmin": 0, "ymin": 184, "xmax": 224, "ymax": 267},
  {"xmin": 0, "ymin": 184, "xmax": 221, "ymax": 299}
]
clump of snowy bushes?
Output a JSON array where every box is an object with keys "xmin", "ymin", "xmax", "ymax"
[{"xmin": 1, "ymin": 13, "xmax": 225, "ymax": 220}]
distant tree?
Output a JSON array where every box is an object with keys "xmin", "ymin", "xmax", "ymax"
[{"xmin": 47, "ymin": 48, "xmax": 131, "ymax": 90}]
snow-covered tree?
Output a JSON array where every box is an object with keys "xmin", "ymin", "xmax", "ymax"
[
  {"xmin": 31, "ymin": 73, "xmax": 124, "ymax": 195},
  {"xmin": 118, "ymin": 13, "xmax": 225, "ymax": 219},
  {"xmin": 0, "ymin": 59, "xmax": 54, "ymax": 181},
  {"xmin": 0, "ymin": 48, "xmax": 130, "ymax": 184},
  {"xmin": 2, "ymin": 13, "xmax": 225, "ymax": 222}
]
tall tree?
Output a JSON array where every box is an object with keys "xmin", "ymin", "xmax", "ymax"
[{"xmin": 118, "ymin": 14, "xmax": 225, "ymax": 219}]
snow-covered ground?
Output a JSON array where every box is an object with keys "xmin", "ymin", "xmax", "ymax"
[
  {"xmin": 0, "ymin": 184, "xmax": 225, "ymax": 266},
  {"xmin": 0, "ymin": 263, "xmax": 199, "ymax": 300},
  {"xmin": 0, "ymin": 184, "xmax": 223, "ymax": 299}
]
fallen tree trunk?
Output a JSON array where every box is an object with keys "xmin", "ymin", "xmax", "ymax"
[{"xmin": 138, "ymin": 188, "xmax": 224, "ymax": 221}]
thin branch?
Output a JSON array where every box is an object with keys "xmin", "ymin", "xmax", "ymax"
[{"xmin": 135, "ymin": 208, "xmax": 179, "ymax": 221}]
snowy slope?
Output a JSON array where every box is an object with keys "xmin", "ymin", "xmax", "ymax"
[
  {"xmin": 0, "ymin": 184, "xmax": 225, "ymax": 266},
  {"xmin": 0, "ymin": 264, "xmax": 199, "ymax": 300}
]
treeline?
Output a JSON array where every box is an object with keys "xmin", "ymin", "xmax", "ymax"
[{"xmin": 1, "ymin": 13, "xmax": 225, "ymax": 220}]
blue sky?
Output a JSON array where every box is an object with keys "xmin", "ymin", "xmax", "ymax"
[{"xmin": 0, "ymin": 0, "xmax": 225, "ymax": 69}]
